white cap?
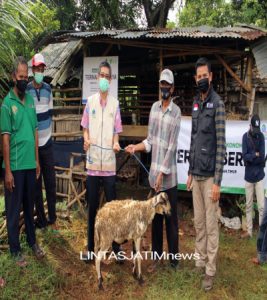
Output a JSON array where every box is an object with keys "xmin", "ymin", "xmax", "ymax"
[
  {"xmin": 159, "ymin": 69, "xmax": 174, "ymax": 84},
  {"xmin": 32, "ymin": 53, "xmax": 46, "ymax": 67}
]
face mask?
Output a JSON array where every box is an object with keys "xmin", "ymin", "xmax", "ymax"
[
  {"xmin": 34, "ymin": 72, "xmax": 44, "ymax": 84},
  {"xmin": 160, "ymin": 87, "xmax": 171, "ymax": 100},
  {"xmin": 197, "ymin": 78, "xmax": 210, "ymax": 93},
  {"xmin": 16, "ymin": 79, "xmax": 28, "ymax": 95},
  {"xmin": 99, "ymin": 78, "xmax": 109, "ymax": 93}
]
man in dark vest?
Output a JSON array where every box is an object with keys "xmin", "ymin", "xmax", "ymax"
[{"xmin": 186, "ymin": 57, "xmax": 226, "ymax": 291}]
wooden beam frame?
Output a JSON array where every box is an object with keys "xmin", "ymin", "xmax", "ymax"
[
  {"xmin": 90, "ymin": 39, "xmax": 243, "ymax": 56},
  {"xmin": 215, "ymin": 54, "xmax": 251, "ymax": 93}
]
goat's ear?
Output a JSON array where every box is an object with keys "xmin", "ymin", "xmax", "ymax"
[{"xmin": 152, "ymin": 194, "xmax": 161, "ymax": 207}]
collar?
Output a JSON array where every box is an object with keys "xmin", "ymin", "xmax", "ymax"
[
  {"xmin": 158, "ymin": 99, "xmax": 173, "ymax": 112},
  {"xmin": 9, "ymin": 89, "xmax": 25, "ymax": 104}
]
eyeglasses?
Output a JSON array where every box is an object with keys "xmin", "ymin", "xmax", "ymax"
[{"xmin": 99, "ymin": 73, "xmax": 111, "ymax": 80}]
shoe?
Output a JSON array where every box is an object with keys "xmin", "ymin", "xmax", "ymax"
[
  {"xmin": 13, "ymin": 252, "xmax": 28, "ymax": 268},
  {"xmin": 202, "ymin": 274, "xmax": 214, "ymax": 291},
  {"xmin": 241, "ymin": 231, "xmax": 252, "ymax": 239},
  {"xmin": 32, "ymin": 244, "xmax": 45, "ymax": 259}
]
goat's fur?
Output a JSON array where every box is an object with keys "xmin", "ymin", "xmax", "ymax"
[{"xmin": 94, "ymin": 192, "xmax": 171, "ymax": 290}]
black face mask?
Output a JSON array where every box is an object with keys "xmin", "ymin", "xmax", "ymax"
[
  {"xmin": 197, "ymin": 78, "xmax": 210, "ymax": 93},
  {"xmin": 160, "ymin": 87, "xmax": 171, "ymax": 100},
  {"xmin": 16, "ymin": 79, "xmax": 28, "ymax": 95}
]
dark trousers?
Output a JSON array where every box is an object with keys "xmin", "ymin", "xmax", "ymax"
[
  {"xmin": 4, "ymin": 169, "xmax": 36, "ymax": 254},
  {"xmin": 86, "ymin": 175, "xmax": 120, "ymax": 253},
  {"xmin": 152, "ymin": 186, "xmax": 179, "ymax": 265},
  {"xmin": 35, "ymin": 143, "xmax": 57, "ymax": 227}
]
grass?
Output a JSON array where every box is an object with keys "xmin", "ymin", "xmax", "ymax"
[{"xmin": 0, "ymin": 185, "xmax": 267, "ymax": 299}]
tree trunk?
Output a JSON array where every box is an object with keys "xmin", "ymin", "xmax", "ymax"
[{"xmin": 142, "ymin": 0, "xmax": 176, "ymax": 28}]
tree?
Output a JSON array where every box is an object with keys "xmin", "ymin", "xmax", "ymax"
[
  {"xmin": 4, "ymin": 0, "xmax": 60, "ymax": 59},
  {"xmin": 78, "ymin": 0, "xmax": 141, "ymax": 30},
  {"xmin": 178, "ymin": 0, "xmax": 267, "ymax": 28},
  {"xmin": 42, "ymin": 0, "xmax": 78, "ymax": 30},
  {"xmin": 0, "ymin": 0, "xmax": 37, "ymax": 95},
  {"xmin": 141, "ymin": 0, "xmax": 176, "ymax": 27},
  {"xmin": 78, "ymin": 0, "xmax": 176, "ymax": 30}
]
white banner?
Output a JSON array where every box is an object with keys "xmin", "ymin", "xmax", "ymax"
[
  {"xmin": 82, "ymin": 56, "xmax": 119, "ymax": 104},
  {"xmin": 177, "ymin": 117, "xmax": 267, "ymax": 194}
]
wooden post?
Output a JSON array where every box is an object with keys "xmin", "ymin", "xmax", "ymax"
[
  {"xmin": 246, "ymin": 55, "xmax": 253, "ymax": 110},
  {"xmin": 249, "ymin": 87, "xmax": 256, "ymax": 119},
  {"xmin": 159, "ymin": 49, "xmax": 163, "ymax": 98}
]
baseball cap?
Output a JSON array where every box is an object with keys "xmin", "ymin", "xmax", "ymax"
[
  {"xmin": 32, "ymin": 53, "xmax": 46, "ymax": 67},
  {"xmin": 159, "ymin": 69, "xmax": 174, "ymax": 85},
  {"xmin": 251, "ymin": 114, "xmax": 261, "ymax": 133}
]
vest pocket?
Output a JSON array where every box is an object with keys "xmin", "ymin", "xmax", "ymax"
[
  {"xmin": 198, "ymin": 149, "xmax": 215, "ymax": 172},
  {"xmin": 201, "ymin": 110, "xmax": 215, "ymax": 133}
]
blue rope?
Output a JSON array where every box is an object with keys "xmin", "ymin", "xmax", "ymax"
[
  {"xmin": 86, "ymin": 144, "xmax": 150, "ymax": 175},
  {"xmin": 86, "ymin": 144, "xmax": 170, "ymax": 191}
]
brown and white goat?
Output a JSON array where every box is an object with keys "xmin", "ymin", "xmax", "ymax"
[{"xmin": 94, "ymin": 192, "xmax": 171, "ymax": 290}]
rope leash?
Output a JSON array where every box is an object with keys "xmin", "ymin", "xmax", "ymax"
[
  {"xmin": 86, "ymin": 144, "xmax": 168, "ymax": 191},
  {"xmin": 87, "ymin": 144, "xmax": 150, "ymax": 175}
]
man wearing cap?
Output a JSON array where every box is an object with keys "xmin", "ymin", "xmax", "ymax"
[
  {"xmin": 26, "ymin": 53, "xmax": 57, "ymax": 230},
  {"xmin": 241, "ymin": 114, "xmax": 265, "ymax": 238},
  {"xmin": 186, "ymin": 57, "xmax": 226, "ymax": 291},
  {"xmin": 1, "ymin": 56, "xmax": 44, "ymax": 266},
  {"xmin": 125, "ymin": 69, "xmax": 181, "ymax": 271}
]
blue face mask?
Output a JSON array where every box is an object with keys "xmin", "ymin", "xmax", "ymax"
[{"xmin": 99, "ymin": 78, "xmax": 109, "ymax": 93}]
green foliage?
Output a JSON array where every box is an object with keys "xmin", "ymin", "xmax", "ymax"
[
  {"xmin": 178, "ymin": 0, "xmax": 267, "ymax": 28},
  {"xmin": 4, "ymin": 0, "xmax": 60, "ymax": 60},
  {"xmin": 0, "ymin": 0, "xmax": 35, "ymax": 84},
  {"xmin": 43, "ymin": 0, "xmax": 77, "ymax": 30},
  {"xmin": 78, "ymin": 0, "xmax": 141, "ymax": 30}
]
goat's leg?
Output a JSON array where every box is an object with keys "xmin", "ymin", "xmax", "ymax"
[
  {"xmin": 133, "ymin": 238, "xmax": 144, "ymax": 285},
  {"xmin": 96, "ymin": 249, "xmax": 106, "ymax": 290}
]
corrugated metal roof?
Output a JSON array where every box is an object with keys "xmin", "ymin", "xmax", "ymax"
[
  {"xmin": 59, "ymin": 26, "xmax": 267, "ymax": 41},
  {"xmin": 252, "ymin": 37, "xmax": 267, "ymax": 80},
  {"xmin": 28, "ymin": 40, "xmax": 82, "ymax": 79}
]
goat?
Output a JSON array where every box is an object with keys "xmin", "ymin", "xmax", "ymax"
[{"xmin": 94, "ymin": 192, "xmax": 171, "ymax": 290}]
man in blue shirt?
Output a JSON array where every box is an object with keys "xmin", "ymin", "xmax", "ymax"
[
  {"xmin": 27, "ymin": 53, "xmax": 57, "ymax": 230},
  {"xmin": 242, "ymin": 114, "xmax": 265, "ymax": 238}
]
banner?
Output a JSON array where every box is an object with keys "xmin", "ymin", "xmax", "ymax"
[
  {"xmin": 177, "ymin": 117, "xmax": 267, "ymax": 194},
  {"xmin": 82, "ymin": 56, "xmax": 119, "ymax": 104}
]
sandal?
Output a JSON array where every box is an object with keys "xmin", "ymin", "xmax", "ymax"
[
  {"xmin": 32, "ymin": 244, "xmax": 45, "ymax": 259},
  {"xmin": 13, "ymin": 252, "xmax": 28, "ymax": 268}
]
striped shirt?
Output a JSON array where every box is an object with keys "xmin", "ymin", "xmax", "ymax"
[
  {"xmin": 81, "ymin": 95, "xmax": 122, "ymax": 176},
  {"xmin": 191, "ymin": 94, "xmax": 226, "ymax": 186},
  {"xmin": 26, "ymin": 82, "xmax": 53, "ymax": 147},
  {"xmin": 143, "ymin": 100, "xmax": 181, "ymax": 191}
]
